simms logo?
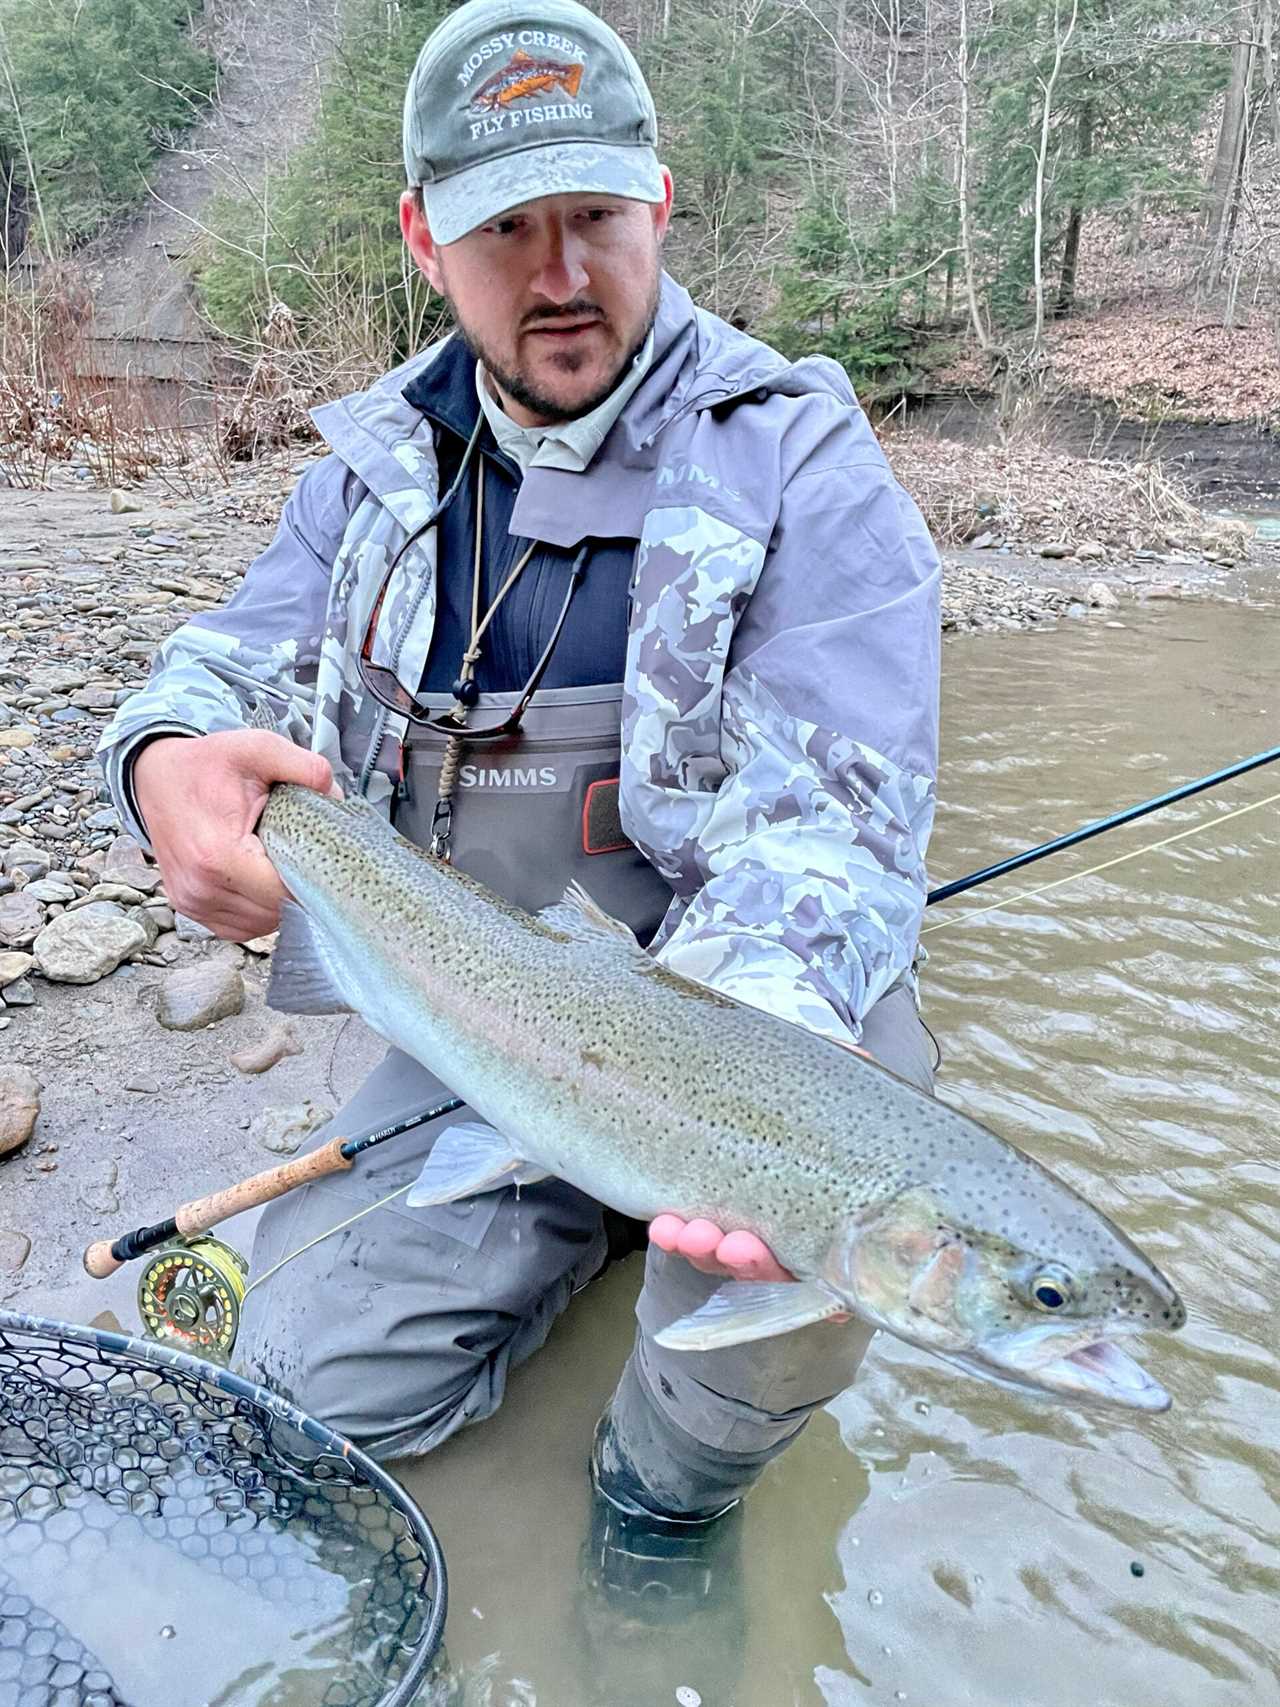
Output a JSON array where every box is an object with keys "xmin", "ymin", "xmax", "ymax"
[{"xmin": 459, "ymin": 764, "xmax": 558, "ymax": 789}]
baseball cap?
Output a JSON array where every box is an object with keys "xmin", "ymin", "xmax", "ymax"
[{"xmin": 402, "ymin": 0, "xmax": 665, "ymax": 246}]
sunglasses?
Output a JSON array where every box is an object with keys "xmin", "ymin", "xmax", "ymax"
[{"xmin": 356, "ymin": 540, "xmax": 590, "ymax": 739}]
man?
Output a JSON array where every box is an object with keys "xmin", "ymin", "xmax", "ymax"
[{"xmin": 99, "ymin": 0, "xmax": 939, "ymax": 1543}]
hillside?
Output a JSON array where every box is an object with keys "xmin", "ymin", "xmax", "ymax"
[{"xmin": 76, "ymin": 0, "xmax": 341, "ymax": 390}]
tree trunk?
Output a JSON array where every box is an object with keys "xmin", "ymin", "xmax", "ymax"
[
  {"xmin": 1203, "ymin": 25, "xmax": 1254, "ymax": 258},
  {"xmin": 1055, "ymin": 101, "xmax": 1094, "ymax": 317},
  {"xmin": 1032, "ymin": 0, "xmax": 1078, "ymax": 350}
]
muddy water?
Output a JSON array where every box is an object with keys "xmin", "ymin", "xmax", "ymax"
[{"xmin": 402, "ymin": 595, "xmax": 1280, "ymax": 1707}]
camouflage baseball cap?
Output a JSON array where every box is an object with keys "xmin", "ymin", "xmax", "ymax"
[{"xmin": 402, "ymin": 0, "xmax": 664, "ymax": 246}]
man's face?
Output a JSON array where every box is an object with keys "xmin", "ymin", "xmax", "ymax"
[{"xmin": 401, "ymin": 177, "xmax": 673, "ymax": 427}]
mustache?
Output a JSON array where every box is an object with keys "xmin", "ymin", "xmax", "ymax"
[{"xmin": 521, "ymin": 301, "xmax": 606, "ymax": 327}]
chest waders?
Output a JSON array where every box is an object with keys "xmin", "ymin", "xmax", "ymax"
[{"xmin": 389, "ymin": 683, "xmax": 674, "ymax": 944}]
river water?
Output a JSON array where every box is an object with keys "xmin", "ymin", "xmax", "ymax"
[{"xmin": 396, "ymin": 588, "xmax": 1280, "ymax": 1707}]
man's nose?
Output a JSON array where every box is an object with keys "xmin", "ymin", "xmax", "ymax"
[{"xmin": 530, "ymin": 224, "xmax": 590, "ymax": 301}]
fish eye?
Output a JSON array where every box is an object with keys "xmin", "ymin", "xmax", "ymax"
[{"xmin": 1030, "ymin": 1267, "xmax": 1074, "ymax": 1311}]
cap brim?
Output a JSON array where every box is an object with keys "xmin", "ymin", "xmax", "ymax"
[{"xmin": 421, "ymin": 141, "xmax": 664, "ymax": 246}]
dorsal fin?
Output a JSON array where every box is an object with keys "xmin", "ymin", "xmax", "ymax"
[{"xmin": 537, "ymin": 882, "xmax": 646, "ymax": 953}]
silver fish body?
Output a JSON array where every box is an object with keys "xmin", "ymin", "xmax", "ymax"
[{"xmin": 258, "ymin": 784, "xmax": 1185, "ymax": 1413}]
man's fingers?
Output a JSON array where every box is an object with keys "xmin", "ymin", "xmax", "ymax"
[
  {"xmin": 715, "ymin": 1230, "xmax": 792, "ymax": 1283},
  {"xmin": 234, "ymin": 730, "xmax": 334, "ymax": 797}
]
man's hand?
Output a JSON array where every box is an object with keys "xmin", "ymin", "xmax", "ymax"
[
  {"xmin": 132, "ymin": 730, "xmax": 337, "ymax": 941},
  {"xmin": 648, "ymin": 1037, "xmax": 871, "ymax": 1286},
  {"xmin": 648, "ymin": 1215, "xmax": 794, "ymax": 1282}
]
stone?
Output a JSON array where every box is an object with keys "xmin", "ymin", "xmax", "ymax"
[
  {"xmin": 127, "ymin": 906, "xmax": 162, "ymax": 948},
  {"xmin": 24, "ymin": 878, "xmax": 76, "ymax": 904},
  {"xmin": 1087, "ymin": 581, "xmax": 1121, "ymax": 610},
  {"xmin": 83, "ymin": 807, "xmax": 120, "ymax": 831},
  {"xmin": 1037, "ymin": 542, "xmax": 1074, "ymax": 559},
  {"xmin": 175, "ymin": 911, "xmax": 215, "ymax": 942},
  {"xmin": 0, "ymin": 728, "xmax": 35, "ymax": 750},
  {"xmin": 80, "ymin": 881, "xmax": 150, "ymax": 907},
  {"xmin": 0, "ymin": 1068, "xmax": 41, "ymax": 1156},
  {"xmin": 1075, "ymin": 541, "xmax": 1106, "ymax": 560},
  {"xmin": 2, "ymin": 979, "xmax": 34, "ymax": 1006},
  {"xmin": 156, "ymin": 962, "xmax": 245, "ymax": 1031},
  {"xmin": 230, "ymin": 1021, "xmax": 303, "ymax": 1075},
  {"xmin": 0, "ymin": 891, "xmax": 45, "ymax": 948},
  {"xmin": 970, "ymin": 531, "xmax": 997, "ymax": 550},
  {"xmin": 0, "ymin": 1230, "xmax": 31, "ymax": 1273},
  {"xmin": 240, "ymin": 931, "xmax": 279, "ymax": 956},
  {"xmin": 123, "ymin": 1074, "xmax": 159, "ymax": 1094},
  {"xmin": 3, "ymin": 843, "xmax": 51, "ymax": 881},
  {"xmin": 0, "ymin": 951, "xmax": 34, "ymax": 987},
  {"xmin": 251, "ymin": 1099, "xmax": 334, "ymax": 1156},
  {"xmin": 34, "ymin": 902, "xmax": 149, "ymax": 983},
  {"xmin": 108, "ymin": 488, "xmax": 143, "ymax": 514},
  {"xmin": 102, "ymin": 832, "xmax": 161, "ymax": 894}
]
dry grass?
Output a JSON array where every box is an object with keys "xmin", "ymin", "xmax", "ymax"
[{"xmin": 884, "ymin": 426, "xmax": 1253, "ymax": 560}]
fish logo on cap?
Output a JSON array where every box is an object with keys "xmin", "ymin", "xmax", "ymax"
[{"xmin": 465, "ymin": 47, "xmax": 587, "ymax": 116}]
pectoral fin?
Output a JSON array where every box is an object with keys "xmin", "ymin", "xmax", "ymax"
[
  {"xmin": 654, "ymin": 1281, "xmax": 848, "ymax": 1351},
  {"xmin": 406, "ymin": 1120, "xmax": 550, "ymax": 1207},
  {"xmin": 265, "ymin": 901, "xmax": 354, "ymax": 1015}
]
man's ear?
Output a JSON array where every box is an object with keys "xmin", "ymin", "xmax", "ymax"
[
  {"xmin": 400, "ymin": 189, "xmax": 446, "ymax": 293},
  {"xmin": 652, "ymin": 166, "xmax": 674, "ymax": 244}
]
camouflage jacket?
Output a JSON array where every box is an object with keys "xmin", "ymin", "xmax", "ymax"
[{"xmin": 99, "ymin": 275, "xmax": 940, "ymax": 1044}]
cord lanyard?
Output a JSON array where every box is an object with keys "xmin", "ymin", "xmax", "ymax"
[{"xmin": 430, "ymin": 460, "xmax": 537, "ymax": 859}]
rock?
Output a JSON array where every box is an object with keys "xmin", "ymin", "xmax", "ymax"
[
  {"xmin": 230, "ymin": 1021, "xmax": 303, "ymax": 1075},
  {"xmin": 127, "ymin": 906, "xmax": 162, "ymax": 948},
  {"xmin": 143, "ymin": 903, "xmax": 176, "ymax": 932},
  {"xmin": 1075, "ymin": 540, "xmax": 1106, "ymax": 560},
  {"xmin": 156, "ymin": 962, "xmax": 245, "ymax": 1031},
  {"xmin": 251, "ymin": 1099, "xmax": 334, "ymax": 1156},
  {"xmin": 69, "ymin": 686, "xmax": 117, "ymax": 712},
  {"xmin": 175, "ymin": 911, "xmax": 215, "ymax": 942},
  {"xmin": 24, "ymin": 878, "xmax": 76, "ymax": 904},
  {"xmin": 0, "ymin": 1068, "xmax": 41, "ymax": 1156},
  {"xmin": 0, "ymin": 728, "xmax": 35, "ymax": 750},
  {"xmin": 123, "ymin": 1074, "xmax": 159, "ymax": 1094},
  {"xmin": 0, "ymin": 891, "xmax": 45, "ymax": 948},
  {"xmin": 0, "ymin": 951, "xmax": 34, "ymax": 987},
  {"xmin": 81, "ymin": 1160, "xmax": 120, "ymax": 1217},
  {"xmin": 0, "ymin": 1230, "xmax": 31, "ymax": 1273},
  {"xmin": 970, "ymin": 531, "xmax": 997, "ymax": 550},
  {"xmin": 83, "ymin": 807, "xmax": 120, "ymax": 832},
  {"xmin": 1145, "ymin": 582, "xmax": 1183, "ymax": 600},
  {"xmin": 102, "ymin": 833, "xmax": 162, "ymax": 894},
  {"xmin": 79, "ymin": 881, "xmax": 150, "ymax": 907},
  {"xmin": 3, "ymin": 842, "xmax": 50, "ymax": 881},
  {"xmin": 1087, "ymin": 581, "xmax": 1121, "ymax": 610},
  {"xmin": 1037, "ymin": 542, "xmax": 1074, "ymax": 559},
  {"xmin": 1, "ymin": 979, "xmax": 34, "ymax": 1007},
  {"xmin": 240, "ymin": 930, "xmax": 279, "ymax": 956},
  {"xmin": 108, "ymin": 488, "xmax": 143, "ymax": 514},
  {"xmin": 34, "ymin": 902, "xmax": 149, "ymax": 983}
]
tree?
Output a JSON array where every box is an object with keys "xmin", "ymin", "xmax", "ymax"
[{"xmin": 0, "ymin": 0, "xmax": 216, "ymax": 249}]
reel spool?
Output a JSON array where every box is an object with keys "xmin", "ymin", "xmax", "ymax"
[{"xmin": 137, "ymin": 1236, "xmax": 248, "ymax": 1362}]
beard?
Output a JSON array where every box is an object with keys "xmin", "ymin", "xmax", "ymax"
[{"xmin": 446, "ymin": 272, "xmax": 661, "ymax": 425}]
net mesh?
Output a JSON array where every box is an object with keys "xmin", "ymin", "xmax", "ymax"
[{"xmin": 0, "ymin": 1311, "xmax": 446, "ymax": 1707}]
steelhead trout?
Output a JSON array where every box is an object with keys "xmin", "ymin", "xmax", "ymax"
[{"xmin": 258, "ymin": 783, "xmax": 1185, "ymax": 1413}]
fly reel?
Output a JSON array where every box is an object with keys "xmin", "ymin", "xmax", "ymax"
[{"xmin": 137, "ymin": 1236, "xmax": 248, "ymax": 1362}]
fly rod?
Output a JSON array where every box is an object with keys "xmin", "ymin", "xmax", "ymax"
[
  {"xmin": 82, "ymin": 1097, "xmax": 464, "ymax": 1279},
  {"xmin": 927, "ymin": 743, "xmax": 1280, "ymax": 907}
]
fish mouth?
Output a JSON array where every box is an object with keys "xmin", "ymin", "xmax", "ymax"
[{"xmin": 944, "ymin": 1323, "xmax": 1172, "ymax": 1413}]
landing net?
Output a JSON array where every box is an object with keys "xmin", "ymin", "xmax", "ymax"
[{"xmin": 0, "ymin": 1311, "xmax": 447, "ymax": 1707}]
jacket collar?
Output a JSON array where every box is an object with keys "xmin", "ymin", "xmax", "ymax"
[{"xmin": 309, "ymin": 273, "xmax": 856, "ymax": 548}]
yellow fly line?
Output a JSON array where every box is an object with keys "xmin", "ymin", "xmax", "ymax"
[{"xmin": 922, "ymin": 788, "xmax": 1280, "ymax": 937}]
